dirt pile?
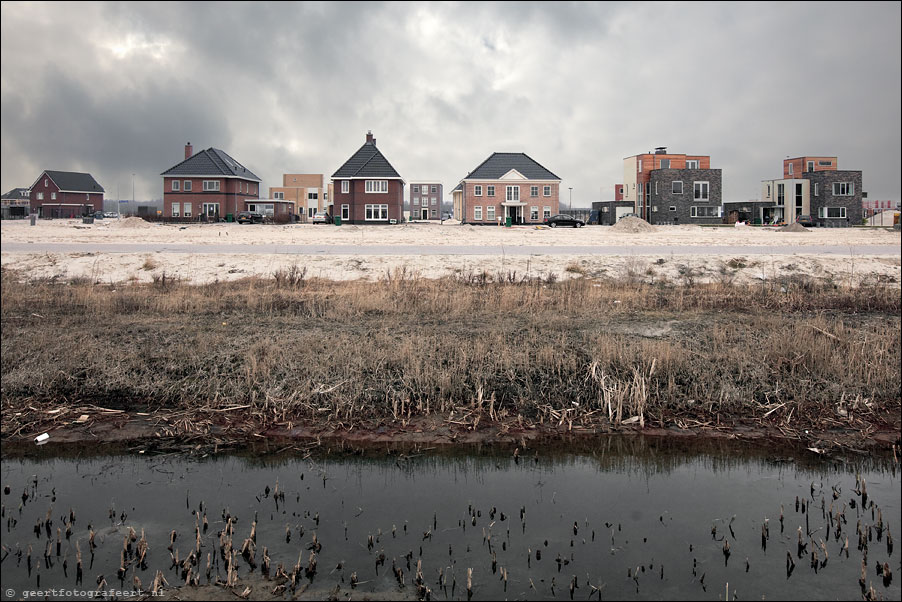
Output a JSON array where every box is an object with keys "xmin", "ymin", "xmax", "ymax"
[
  {"xmin": 780, "ymin": 223, "xmax": 809, "ymax": 233},
  {"xmin": 612, "ymin": 216, "xmax": 655, "ymax": 233},
  {"xmin": 111, "ymin": 216, "xmax": 155, "ymax": 229}
]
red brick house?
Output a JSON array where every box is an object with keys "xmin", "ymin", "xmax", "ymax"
[
  {"xmin": 452, "ymin": 153, "xmax": 561, "ymax": 225},
  {"xmin": 28, "ymin": 171, "xmax": 104, "ymax": 218},
  {"xmin": 161, "ymin": 143, "xmax": 262, "ymax": 220},
  {"xmin": 331, "ymin": 132, "xmax": 404, "ymax": 224}
]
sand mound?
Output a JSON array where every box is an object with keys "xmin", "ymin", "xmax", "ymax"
[
  {"xmin": 779, "ymin": 223, "xmax": 809, "ymax": 233},
  {"xmin": 112, "ymin": 216, "xmax": 155, "ymax": 229},
  {"xmin": 612, "ymin": 216, "xmax": 655, "ymax": 233}
]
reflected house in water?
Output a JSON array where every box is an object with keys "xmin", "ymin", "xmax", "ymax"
[
  {"xmin": 452, "ymin": 152, "xmax": 561, "ymax": 225},
  {"xmin": 161, "ymin": 142, "xmax": 265, "ymax": 221}
]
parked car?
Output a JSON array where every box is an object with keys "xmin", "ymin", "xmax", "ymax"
[
  {"xmin": 795, "ymin": 214, "xmax": 814, "ymax": 227},
  {"xmin": 618, "ymin": 213, "xmax": 639, "ymax": 220},
  {"xmin": 544, "ymin": 214, "xmax": 585, "ymax": 228},
  {"xmin": 312, "ymin": 211, "xmax": 331, "ymax": 224},
  {"xmin": 103, "ymin": 212, "xmax": 119, "ymax": 219},
  {"xmin": 237, "ymin": 211, "xmax": 264, "ymax": 224}
]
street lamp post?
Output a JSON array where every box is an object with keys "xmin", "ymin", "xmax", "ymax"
[{"xmin": 568, "ymin": 187, "xmax": 572, "ymax": 211}]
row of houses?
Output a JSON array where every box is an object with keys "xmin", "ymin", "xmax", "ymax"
[
  {"xmin": 3, "ymin": 134, "xmax": 882, "ymax": 227},
  {"xmin": 593, "ymin": 148, "xmax": 868, "ymax": 227}
]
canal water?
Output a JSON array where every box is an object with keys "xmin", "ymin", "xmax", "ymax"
[{"xmin": 1, "ymin": 437, "xmax": 898, "ymax": 600}]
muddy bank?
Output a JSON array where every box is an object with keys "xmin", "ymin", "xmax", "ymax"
[{"xmin": 3, "ymin": 406, "xmax": 899, "ymax": 460}]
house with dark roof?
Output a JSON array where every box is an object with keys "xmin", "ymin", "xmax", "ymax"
[
  {"xmin": 452, "ymin": 153, "xmax": 561, "ymax": 225},
  {"xmin": 161, "ymin": 143, "xmax": 263, "ymax": 220},
  {"xmin": 28, "ymin": 171, "xmax": 105, "ymax": 218},
  {"xmin": 1, "ymin": 188, "xmax": 31, "ymax": 219},
  {"xmin": 331, "ymin": 131, "xmax": 404, "ymax": 224}
]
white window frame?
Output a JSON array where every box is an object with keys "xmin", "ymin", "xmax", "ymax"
[
  {"xmin": 431, "ymin": 197, "xmax": 437, "ymax": 205},
  {"xmin": 474, "ymin": 206, "xmax": 483, "ymax": 220},
  {"xmin": 86, "ymin": 193, "xmax": 90, "ymax": 201},
  {"xmin": 690, "ymin": 206, "xmax": 721, "ymax": 218},
  {"xmin": 202, "ymin": 202, "xmax": 220, "ymax": 217},
  {"xmin": 274, "ymin": 191, "xmax": 284, "ymax": 200},
  {"xmin": 788, "ymin": 163, "xmax": 793, "ymax": 175},
  {"xmin": 487, "ymin": 185, "xmax": 495, "ymax": 197},
  {"xmin": 693, "ymin": 181, "xmax": 709, "ymax": 201},
  {"xmin": 412, "ymin": 185, "xmax": 419, "ymax": 193},
  {"xmin": 686, "ymin": 160, "xmax": 699, "ymax": 169},
  {"xmin": 530, "ymin": 206, "xmax": 539, "ymax": 220},
  {"xmin": 364, "ymin": 204, "xmax": 389, "ymax": 220},
  {"xmin": 203, "ymin": 180, "xmax": 220, "ymax": 192},
  {"xmin": 486, "ymin": 205, "xmax": 496, "ymax": 221},
  {"xmin": 672, "ymin": 181, "xmax": 683, "ymax": 194},
  {"xmin": 308, "ymin": 192, "xmax": 318, "ymax": 201},
  {"xmin": 183, "ymin": 202, "xmax": 192, "ymax": 218},
  {"xmin": 506, "ymin": 186, "xmax": 519, "ymax": 202},
  {"xmin": 819, "ymin": 207, "xmax": 847, "ymax": 219},
  {"xmin": 813, "ymin": 183, "xmax": 819, "ymax": 196},
  {"xmin": 37, "ymin": 192, "xmax": 44, "ymax": 200},
  {"xmin": 530, "ymin": 186, "xmax": 539, "ymax": 197},
  {"xmin": 172, "ymin": 180, "xmax": 180, "ymax": 192},
  {"xmin": 341, "ymin": 180, "xmax": 349, "ymax": 194},
  {"xmin": 51, "ymin": 192, "xmax": 56, "ymax": 200},
  {"xmin": 474, "ymin": 185, "xmax": 482, "ymax": 196},
  {"xmin": 341, "ymin": 204, "xmax": 349, "ymax": 220},
  {"xmin": 807, "ymin": 161, "xmax": 815, "ymax": 172},
  {"xmin": 413, "ymin": 196, "xmax": 419, "ymax": 205},
  {"xmin": 669, "ymin": 206, "xmax": 677, "ymax": 212},
  {"xmin": 832, "ymin": 182, "xmax": 854, "ymax": 196},
  {"xmin": 184, "ymin": 180, "xmax": 192, "ymax": 192},
  {"xmin": 365, "ymin": 180, "xmax": 388, "ymax": 193},
  {"xmin": 171, "ymin": 202, "xmax": 180, "ymax": 217},
  {"xmin": 543, "ymin": 206, "xmax": 551, "ymax": 219},
  {"xmin": 543, "ymin": 185, "xmax": 551, "ymax": 196}
]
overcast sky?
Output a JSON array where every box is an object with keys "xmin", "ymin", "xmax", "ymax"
[{"xmin": 2, "ymin": 1, "xmax": 900, "ymax": 206}]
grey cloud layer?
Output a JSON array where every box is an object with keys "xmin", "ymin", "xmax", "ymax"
[{"xmin": 2, "ymin": 2, "xmax": 900, "ymax": 203}]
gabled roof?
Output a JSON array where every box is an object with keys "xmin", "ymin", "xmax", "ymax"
[
  {"xmin": 160, "ymin": 148, "xmax": 261, "ymax": 182},
  {"xmin": 332, "ymin": 140, "xmax": 403, "ymax": 180},
  {"xmin": 461, "ymin": 153, "xmax": 561, "ymax": 181},
  {"xmin": 30, "ymin": 171, "xmax": 105, "ymax": 193},
  {"xmin": 1, "ymin": 187, "xmax": 30, "ymax": 200}
]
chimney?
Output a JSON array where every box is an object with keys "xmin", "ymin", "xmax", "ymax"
[
  {"xmin": 366, "ymin": 131, "xmax": 374, "ymax": 144},
  {"xmin": 654, "ymin": 146, "xmax": 667, "ymax": 155},
  {"xmin": 185, "ymin": 142, "xmax": 193, "ymax": 160}
]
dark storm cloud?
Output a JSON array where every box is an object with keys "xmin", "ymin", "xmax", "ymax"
[{"xmin": 2, "ymin": 1, "xmax": 900, "ymax": 204}]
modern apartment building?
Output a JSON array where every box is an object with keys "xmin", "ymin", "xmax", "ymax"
[
  {"xmin": 622, "ymin": 147, "xmax": 722, "ymax": 224},
  {"xmin": 759, "ymin": 156, "xmax": 862, "ymax": 226},
  {"xmin": 270, "ymin": 174, "xmax": 333, "ymax": 222},
  {"xmin": 409, "ymin": 181, "xmax": 443, "ymax": 220}
]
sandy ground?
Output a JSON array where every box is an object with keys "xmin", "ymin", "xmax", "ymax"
[{"xmin": 2, "ymin": 217, "xmax": 900, "ymax": 286}]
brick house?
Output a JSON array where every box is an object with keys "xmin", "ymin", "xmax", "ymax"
[
  {"xmin": 28, "ymin": 171, "xmax": 104, "ymax": 218},
  {"xmin": 622, "ymin": 147, "xmax": 722, "ymax": 224},
  {"xmin": 161, "ymin": 143, "xmax": 262, "ymax": 220},
  {"xmin": 1, "ymin": 187, "xmax": 31, "ymax": 219},
  {"xmin": 409, "ymin": 181, "xmax": 443, "ymax": 220},
  {"xmin": 331, "ymin": 132, "xmax": 404, "ymax": 224},
  {"xmin": 759, "ymin": 156, "xmax": 863, "ymax": 226},
  {"xmin": 452, "ymin": 153, "xmax": 561, "ymax": 225},
  {"xmin": 270, "ymin": 174, "xmax": 333, "ymax": 222}
]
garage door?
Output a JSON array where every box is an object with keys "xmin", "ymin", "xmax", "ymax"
[{"xmin": 615, "ymin": 207, "xmax": 633, "ymax": 220}]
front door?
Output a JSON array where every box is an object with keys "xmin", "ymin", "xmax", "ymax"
[{"xmin": 422, "ymin": 208, "xmax": 429, "ymax": 220}]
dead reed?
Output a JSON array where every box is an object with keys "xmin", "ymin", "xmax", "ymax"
[{"xmin": 1, "ymin": 267, "xmax": 899, "ymax": 438}]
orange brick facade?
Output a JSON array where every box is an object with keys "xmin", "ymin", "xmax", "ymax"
[{"xmin": 783, "ymin": 157, "xmax": 838, "ymax": 178}]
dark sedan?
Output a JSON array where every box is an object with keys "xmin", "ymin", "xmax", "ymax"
[
  {"xmin": 543, "ymin": 214, "xmax": 585, "ymax": 228},
  {"xmin": 237, "ymin": 211, "xmax": 264, "ymax": 224}
]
